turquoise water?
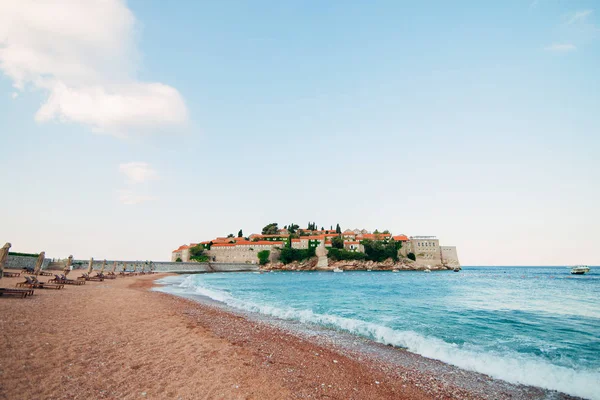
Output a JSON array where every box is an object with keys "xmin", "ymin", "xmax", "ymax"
[{"xmin": 157, "ymin": 267, "xmax": 600, "ymax": 399}]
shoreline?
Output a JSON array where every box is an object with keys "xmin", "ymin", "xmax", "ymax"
[
  {"xmin": 154, "ymin": 275, "xmax": 579, "ymax": 400},
  {"xmin": 0, "ymin": 271, "xmax": 579, "ymax": 399}
]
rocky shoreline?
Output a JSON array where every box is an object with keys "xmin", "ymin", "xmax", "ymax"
[{"xmin": 262, "ymin": 257, "xmax": 458, "ymax": 272}]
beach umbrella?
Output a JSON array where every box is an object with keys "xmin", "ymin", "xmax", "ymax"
[
  {"xmin": 0, "ymin": 242, "xmax": 11, "ymax": 281},
  {"xmin": 63, "ymin": 255, "xmax": 73, "ymax": 276},
  {"xmin": 122, "ymin": 262, "xmax": 127, "ymax": 272},
  {"xmin": 111, "ymin": 261, "xmax": 117, "ymax": 273},
  {"xmin": 87, "ymin": 257, "xmax": 94, "ymax": 275},
  {"xmin": 100, "ymin": 259, "xmax": 106, "ymax": 274},
  {"xmin": 33, "ymin": 251, "xmax": 46, "ymax": 276}
]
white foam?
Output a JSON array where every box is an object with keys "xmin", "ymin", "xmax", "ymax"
[{"xmin": 175, "ymin": 280, "xmax": 600, "ymax": 400}]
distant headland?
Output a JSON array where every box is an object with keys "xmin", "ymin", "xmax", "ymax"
[{"xmin": 172, "ymin": 223, "xmax": 460, "ymax": 271}]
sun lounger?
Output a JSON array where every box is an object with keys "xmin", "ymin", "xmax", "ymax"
[
  {"xmin": 0, "ymin": 287, "xmax": 34, "ymax": 298},
  {"xmin": 95, "ymin": 273, "xmax": 115, "ymax": 280},
  {"xmin": 16, "ymin": 276, "xmax": 64, "ymax": 290},
  {"xmin": 2, "ymin": 271, "xmax": 21, "ymax": 277},
  {"xmin": 78, "ymin": 273, "xmax": 104, "ymax": 282},
  {"xmin": 49, "ymin": 274, "xmax": 85, "ymax": 285}
]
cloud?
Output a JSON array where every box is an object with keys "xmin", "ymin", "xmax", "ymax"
[
  {"xmin": 0, "ymin": 0, "xmax": 188, "ymax": 135},
  {"xmin": 119, "ymin": 162, "xmax": 158, "ymax": 184},
  {"xmin": 544, "ymin": 43, "xmax": 577, "ymax": 52},
  {"xmin": 11, "ymin": 92, "xmax": 18, "ymax": 99},
  {"xmin": 566, "ymin": 10, "xmax": 593, "ymax": 25},
  {"xmin": 118, "ymin": 190, "xmax": 155, "ymax": 205}
]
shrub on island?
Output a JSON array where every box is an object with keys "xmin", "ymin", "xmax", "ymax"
[
  {"xmin": 407, "ymin": 252, "xmax": 416, "ymax": 261},
  {"xmin": 257, "ymin": 250, "xmax": 270, "ymax": 265},
  {"xmin": 327, "ymin": 248, "xmax": 367, "ymax": 261},
  {"xmin": 279, "ymin": 247, "xmax": 316, "ymax": 264}
]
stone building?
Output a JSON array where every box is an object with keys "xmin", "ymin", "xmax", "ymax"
[
  {"xmin": 171, "ymin": 244, "xmax": 192, "ymax": 262},
  {"xmin": 409, "ymin": 236, "xmax": 441, "ymax": 263}
]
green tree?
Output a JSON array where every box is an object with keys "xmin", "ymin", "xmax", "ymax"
[
  {"xmin": 279, "ymin": 247, "xmax": 316, "ymax": 264},
  {"xmin": 361, "ymin": 239, "xmax": 399, "ymax": 262},
  {"xmin": 238, "ymin": 229, "xmax": 243, "ymax": 237},
  {"xmin": 374, "ymin": 229, "xmax": 380, "ymax": 234},
  {"xmin": 257, "ymin": 250, "xmax": 270, "ymax": 265},
  {"xmin": 175, "ymin": 257, "xmax": 182, "ymax": 262},
  {"xmin": 262, "ymin": 223, "xmax": 279, "ymax": 235},
  {"xmin": 331, "ymin": 236, "xmax": 344, "ymax": 249},
  {"xmin": 407, "ymin": 252, "xmax": 416, "ymax": 261},
  {"xmin": 327, "ymin": 248, "xmax": 367, "ymax": 261},
  {"xmin": 287, "ymin": 223, "xmax": 299, "ymax": 234},
  {"xmin": 189, "ymin": 244, "xmax": 209, "ymax": 262},
  {"xmin": 227, "ymin": 233, "xmax": 234, "ymax": 238},
  {"xmin": 382, "ymin": 230, "xmax": 390, "ymax": 234},
  {"xmin": 335, "ymin": 223, "xmax": 341, "ymax": 234}
]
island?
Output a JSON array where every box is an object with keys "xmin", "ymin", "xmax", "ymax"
[{"xmin": 171, "ymin": 223, "xmax": 460, "ymax": 271}]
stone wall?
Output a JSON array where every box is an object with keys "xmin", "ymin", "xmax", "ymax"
[
  {"xmin": 5, "ymin": 255, "xmax": 51, "ymax": 270},
  {"xmin": 151, "ymin": 262, "xmax": 259, "ymax": 273},
  {"xmin": 440, "ymin": 246, "xmax": 461, "ymax": 267},
  {"xmin": 207, "ymin": 243, "xmax": 283, "ymax": 264}
]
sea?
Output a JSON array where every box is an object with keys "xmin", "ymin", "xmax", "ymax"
[{"xmin": 156, "ymin": 266, "xmax": 600, "ymax": 399}]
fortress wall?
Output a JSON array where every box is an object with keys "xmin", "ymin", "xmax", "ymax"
[{"xmin": 440, "ymin": 246, "xmax": 461, "ymax": 267}]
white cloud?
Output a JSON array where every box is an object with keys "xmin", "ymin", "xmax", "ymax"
[
  {"xmin": 119, "ymin": 162, "xmax": 158, "ymax": 184},
  {"xmin": 566, "ymin": 10, "xmax": 593, "ymax": 25},
  {"xmin": 118, "ymin": 190, "xmax": 155, "ymax": 205},
  {"xmin": 544, "ymin": 43, "xmax": 577, "ymax": 52},
  {"xmin": 0, "ymin": 0, "xmax": 188, "ymax": 135},
  {"xmin": 11, "ymin": 92, "xmax": 18, "ymax": 99}
]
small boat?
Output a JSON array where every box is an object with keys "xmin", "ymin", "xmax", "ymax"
[
  {"xmin": 424, "ymin": 269, "xmax": 431, "ymax": 273},
  {"xmin": 453, "ymin": 267, "xmax": 460, "ymax": 272},
  {"xmin": 392, "ymin": 269, "xmax": 398, "ymax": 273},
  {"xmin": 570, "ymin": 265, "xmax": 590, "ymax": 275},
  {"xmin": 367, "ymin": 269, "xmax": 372, "ymax": 272},
  {"xmin": 333, "ymin": 268, "xmax": 343, "ymax": 273}
]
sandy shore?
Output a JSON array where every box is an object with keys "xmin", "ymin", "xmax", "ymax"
[{"xmin": 0, "ymin": 271, "xmax": 576, "ymax": 400}]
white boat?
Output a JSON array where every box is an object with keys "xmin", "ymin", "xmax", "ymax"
[
  {"xmin": 392, "ymin": 269, "xmax": 398, "ymax": 273},
  {"xmin": 570, "ymin": 265, "xmax": 590, "ymax": 275},
  {"xmin": 424, "ymin": 269, "xmax": 431, "ymax": 273},
  {"xmin": 333, "ymin": 268, "xmax": 343, "ymax": 273},
  {"xmin": 453, "ymin": 267, "xmax": 460, "ymax": 272}
]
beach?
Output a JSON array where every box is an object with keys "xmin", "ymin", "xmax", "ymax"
[{"xmin": 0, "ymin": 272, "xmax": 578, "ymax": 399}]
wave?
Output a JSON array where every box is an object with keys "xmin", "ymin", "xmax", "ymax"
[{"xmin": 165, "ymin": 277, "xmax": 600, "ymax": 400}]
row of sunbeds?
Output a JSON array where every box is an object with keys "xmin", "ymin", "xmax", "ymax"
[{"xmin": 1, "ymin": 268, "xmax": 154, "ymax": 299}]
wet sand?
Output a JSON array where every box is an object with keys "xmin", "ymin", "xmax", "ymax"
[{"xmin": 0, "ymin": 271, "xmax": 576, "ymax": 399}]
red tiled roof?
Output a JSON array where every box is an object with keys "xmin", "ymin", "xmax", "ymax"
[
  {"xmin": 392, "ymin": 235, "xmax": 409, "ymax": 241},
  {"xmin": 344, "ymin": 241, "xmax": 360, "ymax": 245},
  {"xmin": 172, "ymin": 244, "xmax": 190, "ymax": 253}
]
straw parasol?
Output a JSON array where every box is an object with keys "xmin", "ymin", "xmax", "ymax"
[
  {"xmin": 0, "ymin": 242, "xmax": 11, "ymax": 280},
  {"xmin": 33, "ymin": 251, "xmax": 46, "ymax": 276},
  {"xmin": 63, "ymin": 255, "xmax": 73, "ymax": 276},
  {"xmin": 111, "ymin": 261, "xmax": 117, "ymax": 274},
  {"xmin": 87, "ymin": 257, "xmax": 94, "ymax": 275},
  {"xmin": 100, "ymin": 259, "xmax": 107, "ymax": 274}
]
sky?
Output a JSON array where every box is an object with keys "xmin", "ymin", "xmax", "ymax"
[{"xmin": 0, "ymin": 0, "xmax": 599, "ymax": 265}]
